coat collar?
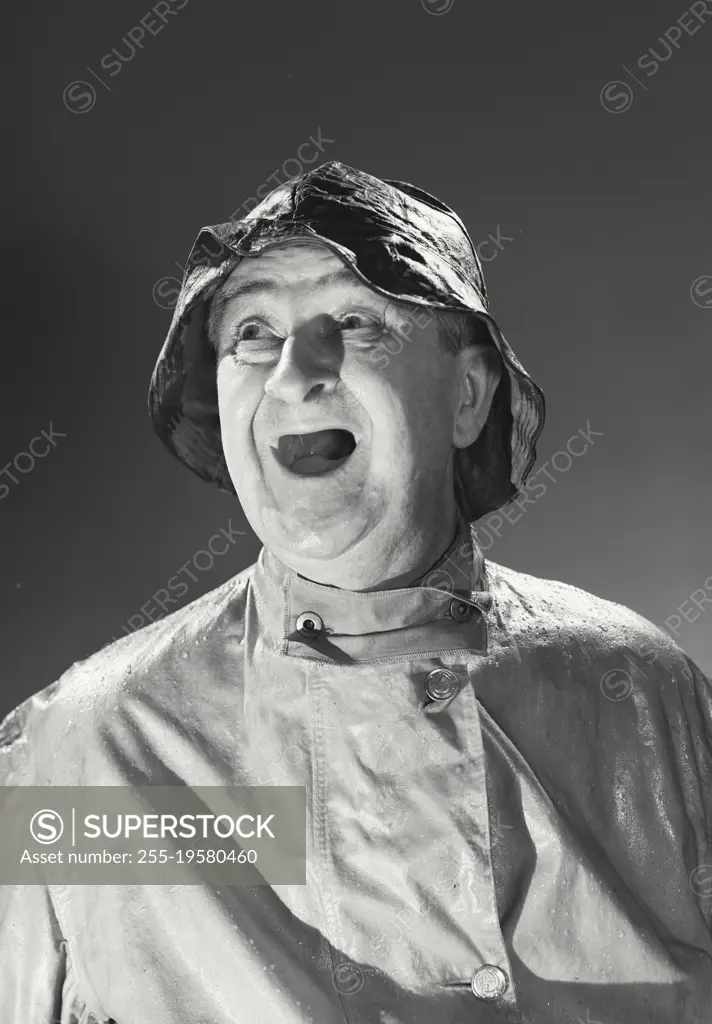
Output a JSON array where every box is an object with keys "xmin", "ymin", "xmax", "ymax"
[{"xmin": 251, "ymin": 518, "xmax": 492, "ymax": 662}]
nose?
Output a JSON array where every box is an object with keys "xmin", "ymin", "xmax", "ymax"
[{"xmin": 264, "ymin": 318, "xmax": 343, "ymax": 404}]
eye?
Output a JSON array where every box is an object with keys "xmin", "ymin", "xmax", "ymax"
[
  {"xmin": 233, "ymin": 318, "xmax": 281, "ymax": 342},
  {"xmin": 333, "ymin": 310, "xmax": 383, "ymax": 332},
  {"xmin": 339, "ymin": 312, "xmax": 368, "ymax": 330}
]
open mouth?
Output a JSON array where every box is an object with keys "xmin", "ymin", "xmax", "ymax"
[{"xmin": 271, "ymin": 429, "xmax": 357, "ymax": 476}]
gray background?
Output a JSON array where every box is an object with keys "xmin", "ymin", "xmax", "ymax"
[{"xmin": 2, "ymin": 0, "xmax": 711, "ymax": 718}]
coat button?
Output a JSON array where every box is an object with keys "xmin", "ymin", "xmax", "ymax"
[
  {"xmin": 470, "ymin": 965, "xmax": 508, "ymax": 1001},
  {"xmin": 449, "ymin": 599, "xmax": 474, "ymax": 623},
  {"xmin": 296, "ymin": 611, "xmax": 324, "ymax": 638},
  {"xmin": 424, "ymin": 668, "xmax": 459, "ymax": 701}
]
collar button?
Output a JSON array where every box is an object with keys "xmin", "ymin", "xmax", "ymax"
[
  {"xmin": 449, "ymin": 599, "xmax": 474, "ymax": 623},
  {"xmin": 296, "ymin": 611, "xmax": 324, "ymax": 638}
]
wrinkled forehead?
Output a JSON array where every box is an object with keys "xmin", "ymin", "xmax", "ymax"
[{"xmin": 217, "ymin": 239, "xmax": 378, "ymax": 309}]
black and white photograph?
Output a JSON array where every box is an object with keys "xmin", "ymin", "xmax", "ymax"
[{"xmin": 1, "ymin": 1, "xmax": 711, "ymax": 1021}]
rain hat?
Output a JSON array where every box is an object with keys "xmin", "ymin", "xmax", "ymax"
[{"xmin": 148, "ymin": 161, "xmax": 545, "ymax": 522}]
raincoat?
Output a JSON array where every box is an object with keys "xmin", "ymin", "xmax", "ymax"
[{"xmin": 1, "ymin": 518, "xmax": 711, "ymax": 1023}]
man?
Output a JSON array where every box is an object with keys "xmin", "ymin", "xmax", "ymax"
[{"xmin": 1, "ymin": 161, "xmax": 710, "ymax": 1023}]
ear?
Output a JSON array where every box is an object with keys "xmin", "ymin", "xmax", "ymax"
[{"xmin": 452, "ymin": 344, "xmax": 502, "ymax": 449}]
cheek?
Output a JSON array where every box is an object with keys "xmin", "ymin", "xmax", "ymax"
[
  {"xmin": 216, "ymin": 361, "xmax": 263, "ymax": 451},
  {"xmin": 349, "ymin": 359, "xmax": 407, "ymax": 436},
  {"xmin": 361, "ymin": 353, "xmax": 453, "ymax": 451}
]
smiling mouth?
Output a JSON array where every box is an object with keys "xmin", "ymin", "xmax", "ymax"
[{"xmin": 271, "ymin": 429, "xmax": 358, "ymax": 475}]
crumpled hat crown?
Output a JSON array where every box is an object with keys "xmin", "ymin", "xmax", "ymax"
[{"xmin": 148, "ymin": 160, "xmax": 545, "ymax": 522}]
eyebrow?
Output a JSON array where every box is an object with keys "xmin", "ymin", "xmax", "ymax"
[{"xmin": 214, "ymin": 267, "xmax": 360, "ymax": 308}]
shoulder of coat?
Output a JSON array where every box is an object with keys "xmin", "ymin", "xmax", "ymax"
[
  {"xmin": 484, "ymin": 559, "xmax": 689, "ymax": 670},
  {"xmin": 0, "ymin": 562, "xmax": 257, "ymax": 779}
]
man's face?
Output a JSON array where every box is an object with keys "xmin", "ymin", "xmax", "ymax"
[{"xmin": 213, "ymin": 240, "xmax": 465, "ymax": 581}]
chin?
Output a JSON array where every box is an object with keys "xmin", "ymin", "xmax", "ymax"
[
  {"xmin": 255, "ymin": 504, "xmax": 376, "ymax": 566},
  {"xmin": 271, "ymin": 516, "xmax": 359, "ymax": 560}
]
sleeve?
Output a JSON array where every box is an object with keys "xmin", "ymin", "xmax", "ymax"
[
  {"xmin": 0, "ymin": 694, "xmax": 69, "ymax": 1023},
  {"xmin": 0, "ymin": 883, "xmax": 68, "ymax": 1023},
  {"xmin": 681, "ymin": 656, "xmax": 712, "ymax": 931}
]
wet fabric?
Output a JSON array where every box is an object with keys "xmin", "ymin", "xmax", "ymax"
[
  {"xmin": 147, "ymin": 161, "xmax": 545, "ymax": 522},
  {"xmin": 1, "ymin": 525, "xmax": 711, "ymax": 1023}
]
